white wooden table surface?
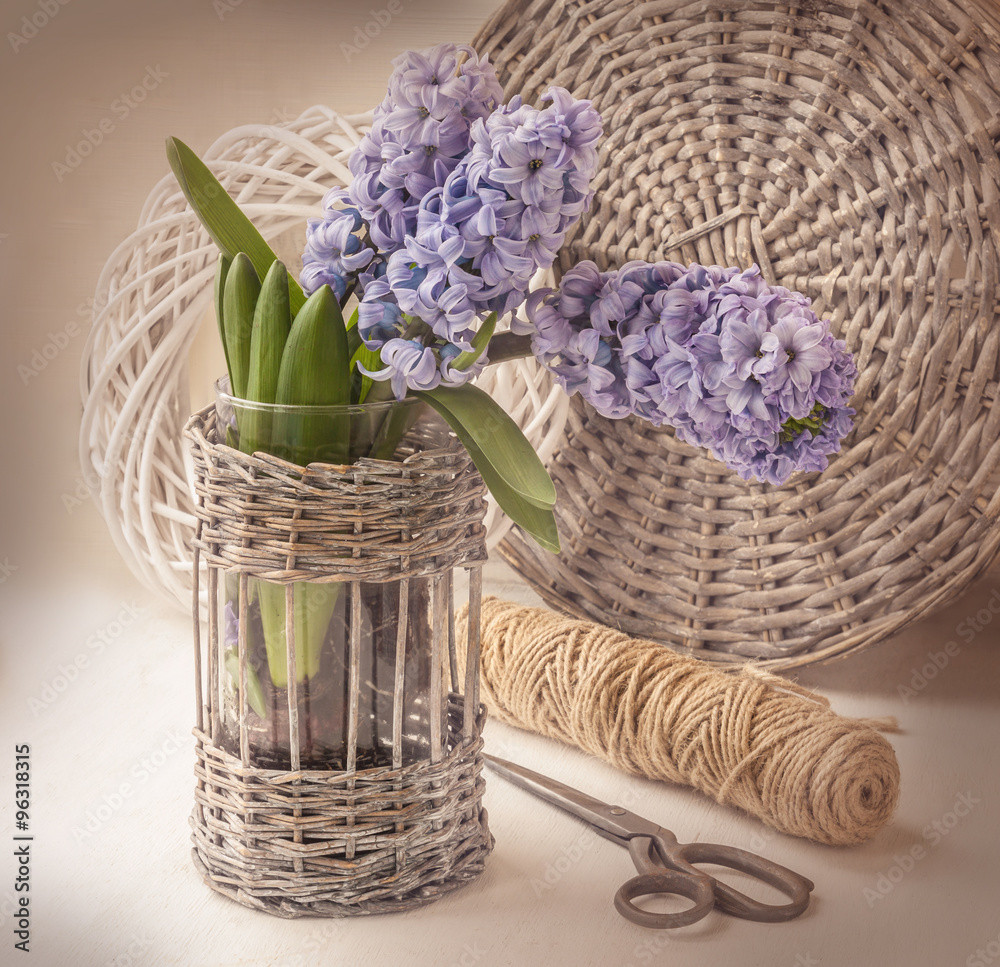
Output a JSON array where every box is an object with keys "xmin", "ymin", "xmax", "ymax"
[{"xmin": 1, "ymin": 2, "xmax": 999, "ymax": 965}]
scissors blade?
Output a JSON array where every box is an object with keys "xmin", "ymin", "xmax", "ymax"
[{"xmin": 482, "ymin": 753, "xmax": 661, "ymax": 840}]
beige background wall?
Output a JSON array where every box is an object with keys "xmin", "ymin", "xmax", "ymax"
[{"xmin": 0, "ymin": 0, "xmax": 504, "ymax": 592}]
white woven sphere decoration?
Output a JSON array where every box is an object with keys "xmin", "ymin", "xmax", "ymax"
[{"xmin": 79, "ymin": 106, "xmax": 568, "ymax": 612}]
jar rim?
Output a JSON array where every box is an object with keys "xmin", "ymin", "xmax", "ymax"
[{"xmin": 214, "ymin": 375, "xmax": 419, "ymax": 415}]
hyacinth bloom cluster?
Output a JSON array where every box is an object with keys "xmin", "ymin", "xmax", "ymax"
[
  {"xmin": 351, "ymin": 43, "xmax": 504, "ymax": 254},
  {"xmin": 301, "ymin": 42, "xmax": 603, "ymax": 398},
  {"xmin": 522, "ymin": 261, "xmax": 857, "ymax": 485},
  {"xmin": 381, "ymin": 84, "xmax": 603, "ymax": 345},
  {"xmin": 302, "ymin": 44, "xmax": 505, "ymax": 306}
]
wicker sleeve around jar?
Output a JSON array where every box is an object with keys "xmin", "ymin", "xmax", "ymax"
[
  {"xmin": 185, "ymin": 403, "xmax": 494, "ymax": 918},
  {"xmin": 475, "ymin": 0, "xmax": 1000, "ymax": 667}
]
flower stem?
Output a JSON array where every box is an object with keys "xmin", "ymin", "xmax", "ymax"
[
  {"xmin": 485, "ymin": 331, "xmax": 533, "ymax": 365},
  {"xmin": 365, "ymin": 379, "xmax": 397, "ymax": 404}
]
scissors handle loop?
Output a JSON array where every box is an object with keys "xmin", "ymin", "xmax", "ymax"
[
  {"xmin": 613, "ymin": 870, "xmax": 715, "ymax": 929},
  {"xmin": 663, "ymin": 840, "xmax": 814, "ymax": 923}
]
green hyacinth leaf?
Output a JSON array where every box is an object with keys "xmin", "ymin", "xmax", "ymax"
[
  {"xmin": 246, "ymin": 260, "xmax": 292, "ymax": 404},
  {"xmin": 224, "ymin": 650, "xmax": 267, "ymax": 719},
  {"xmin": 345, "ymin": 307, "xmax": 366, "ymax": 403},
  {"xmin": 215, "ymin": 253, "xmax": 232, "ymax": 383},
  {"xmin": 256, "ymin": 581, "xmax": 287, "ymax": 687},
  {"xmin": 414, "ymin": 384, "xmax": 557, "ymax": 509},
  {"xmin": 345, "ymin": 306, "xmax": 362, "ymax": 355},
  {"xmin": 413, "ymin": 385, "xmax": 560, "ymax": 552},
  {"xmin": 241, "ymin": 260, "xmax": 293, "ymax": 455},
  {"xmin": 350, "ymin": 341, "xmax": 383, "ymax": 404},
  {"xmin": 255, "ymin": 581, "xmax": 339, "ymax": 687},
  {"xmin": 166, "ymin": 136, "xmax": 306, "ymax": 315},
  {"xmin": 276, "ymin": 285, "xmax": 350, "ymax": 406},
  {"xmin": 222, "ymin": 253, "xmax": 260, "ymax": 401},
  {"xmin": 450, "ymin": 312, "xmax": 496, "ymax": 372},
  {"xmin": 475, "ymin": 460, "xmax": 560, "ymax": 552},
  {"xmin": 294, "ymin": 583, "xmax": 339, "ymax": 681},
  {"xmin": 274, "ymin": 285, "xmax": 351, "ymax": 465}
]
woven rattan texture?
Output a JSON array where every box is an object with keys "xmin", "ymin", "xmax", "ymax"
[
  {"xmin": 185, "ymin": 405, "xmax": 488, "ymax": 582},
  {"xmin": 477, "ymin": 0, "xmax": 1000, "ymax": 666},
  {"xmin": 190, "ymin": 700, "xmax": 493, "ymax": 918}
]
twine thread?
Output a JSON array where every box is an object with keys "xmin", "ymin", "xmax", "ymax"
[{"xmin": 458, "ymin": 598, "xmax": 900, "ymax": 846}]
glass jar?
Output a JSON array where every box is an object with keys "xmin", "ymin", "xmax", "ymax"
[{"xmin": 212, "ymin": 378, "xmax": 451, "ymax": 772}]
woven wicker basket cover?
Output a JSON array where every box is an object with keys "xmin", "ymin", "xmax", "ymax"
[{"xmin": 474, "ymin": 0, "xmax": 1000, "ymax": 666}]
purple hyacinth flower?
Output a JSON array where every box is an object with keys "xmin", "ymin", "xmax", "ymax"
[
  {"xmin": 557, "ymin": 261, "xmax": 604, "ymax": 320},
  {"xmin": 758, "ymin": 315, "xmax": 834, "ymax": 423},
  {"xmin": 361, "ymin": 338, "xmax": 442, "ymax": 400},
  {"xmin": 487, "ymin": 140, "xmax": 570, "ymax": 206},
  {"xmin": 438, "ymin": 342, "xmax": 486, "ymax": 386},
  {"xmin": 526, "ymin": 258, "xmax": 856, "ymax": 485},
  {"xmin": 357, "ymin": 288, "xmax": 404, "ymax": 347},
  {"xmin": 719, "ymin": 309, "xmax": 774, "ymax": 382}
]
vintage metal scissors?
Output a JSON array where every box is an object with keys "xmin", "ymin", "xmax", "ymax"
[{"xmin": 483, "ymin": 754, "xmax": 814, "ymax": 929}]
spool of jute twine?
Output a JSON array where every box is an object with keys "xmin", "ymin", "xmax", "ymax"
[{"xmin": 457, "ymin": 598, "xmax": 901, "ymax": 846}]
